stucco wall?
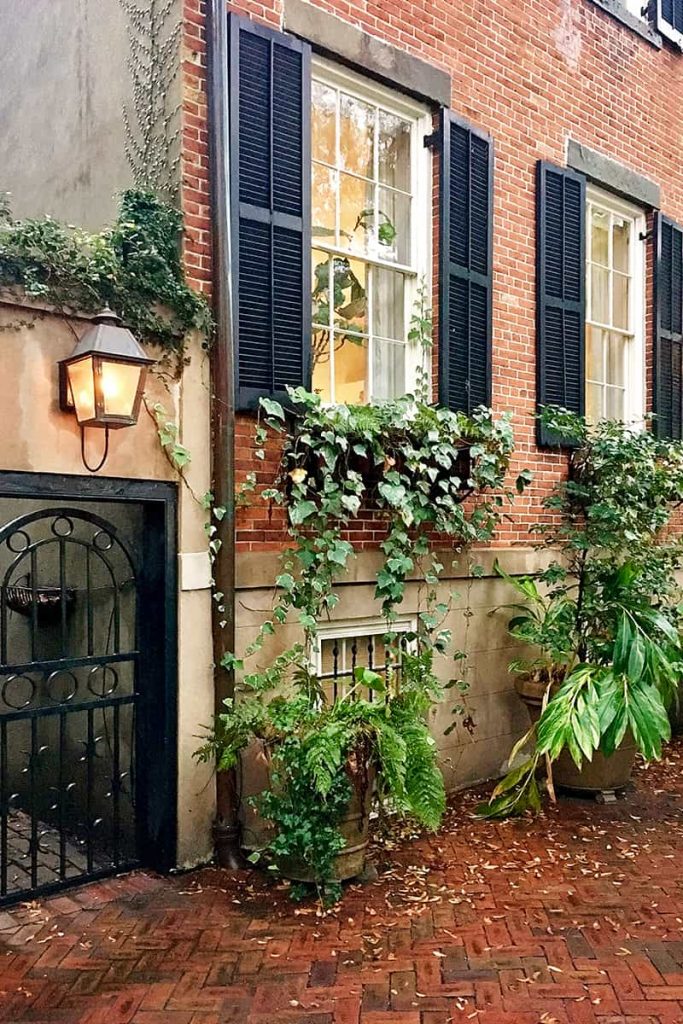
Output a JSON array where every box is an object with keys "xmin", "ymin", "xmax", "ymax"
[
  {"xmin": 0, "ymin": 297, "xmax": 215, "ymax": 866},
  {"xmin": 234, "ymin": 547, "xmax": 548, "ymax": 796},
  {"xmin": 0, "ymin": 0, "xmax": 181, "ymax": 229}
]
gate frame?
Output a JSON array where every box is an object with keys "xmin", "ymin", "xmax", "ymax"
[{"xmin": 0, "ymin": 470, "xmax": 178, "ymax": 876}]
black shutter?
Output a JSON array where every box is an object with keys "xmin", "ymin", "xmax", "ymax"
[
  {"xmin": 229, "ymin": 15, "xmax": 311, "ymax": 410},
  {"xmin": 657, "ymin": 0, "xmax": 683, "ymax": 44},
  {"xmin": 536, "ymin": 161, "xmax": 586, "ymax": 447},
  {"xmin": 654, "ymin": 213, "xmax": 683, "ymax": 439},
  {"xmin": 438, "ymin": 111, "xmax": 493, "ymax": 414}
]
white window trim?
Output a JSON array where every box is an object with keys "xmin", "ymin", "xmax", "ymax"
[
  {"xmin": 311, "ymin": 56, "xmax": 433, "ymax": 403},
  {"xmin": 624, "ymin": 0, "xmax": 646, "ymax": 19},
  {"xmin": 586, "ymin": 184, "xmax": 646, "ymax": 427},
  {"xmin": 657, "ymin": 0, "xmax": 683, "ymax": 47},
  {"xmin": 311, "ymin": 616, "xmax": 417, "ymax": 678}
]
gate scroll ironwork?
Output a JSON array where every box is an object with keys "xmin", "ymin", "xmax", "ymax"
[{"xmin": 0, "ymin": 507, "xmax": 140, "ymax": 904}]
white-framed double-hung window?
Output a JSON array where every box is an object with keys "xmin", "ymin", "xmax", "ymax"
[
  {"xmin": 585, "ymin": 186, "xmax": 646, "ymax": 424},
  {"xmin": 310, "ymin": 58, "xmax": 432, "ymax": 404}
]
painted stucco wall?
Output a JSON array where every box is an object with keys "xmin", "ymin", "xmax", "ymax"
[
  {"xmin": 0, "ymin": 297, "xmax": 215, "ymax": 866},
  {"xmin": 0, "ymin": 0, "xmax": 181, "ymax": 229}
]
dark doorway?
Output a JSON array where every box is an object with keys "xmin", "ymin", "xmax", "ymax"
[{"xmin": 0, "ymin": 473, "xmax": 177, "ymax": 905}]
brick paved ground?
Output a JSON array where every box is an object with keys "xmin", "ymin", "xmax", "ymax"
[{"xmin": 3, "ymin": 744, "xmax": 683, "ymax": 1024}]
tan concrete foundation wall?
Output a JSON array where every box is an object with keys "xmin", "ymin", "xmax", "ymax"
[
  {"xmin": 234, "ymin": 547, "xmax": 547, "ymax": 794},
  {"xmin": 0, "ymin": 297, "xmax": 215, "ymax": 867}
]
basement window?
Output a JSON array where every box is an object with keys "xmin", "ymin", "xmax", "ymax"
[{"xmin": 312, "ymin": 618, "xmax": 416, "ymax": 699}]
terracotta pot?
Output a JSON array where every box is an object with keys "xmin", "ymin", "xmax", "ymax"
[
  {"xmin": 239, "ymin": 743, "xmax": 373, "ymax": 883},
  {"xmin": 513, "ymin": 674, "xmax": 636, "ymax": 797}
]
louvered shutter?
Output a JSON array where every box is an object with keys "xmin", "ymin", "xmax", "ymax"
[
  {"xmin": 228, "ymin": 15, "xmax": 311, "ymax": 409},
  {"xmin": 536, "ymin": 161, "xmax": 586, "ymax": 447},
  {"xmin": 438, "ymin": 111, "xmax": 493, "ymax": 414},
  {"xmin": 657, "ymin": 0, "xmax": 683, "ymax": 44},
  {"xmin": 654, "ymin": 213, "xmax": 683, "ymax": 439}
]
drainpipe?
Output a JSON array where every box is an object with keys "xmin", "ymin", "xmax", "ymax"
[{"xmin": 206, "ymin": 0, "xmax": 242, "ymax": 869}]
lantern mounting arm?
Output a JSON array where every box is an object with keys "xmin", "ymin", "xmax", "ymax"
[{"xmin": 80, "ymin": 425, "xmax": 110, "ymax": 473}]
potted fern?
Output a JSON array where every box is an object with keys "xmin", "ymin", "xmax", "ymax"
[
  {"xmin": 482, "ymin": 409, "xmax": 683, "ymax": 816},
  {"xmin": 197, "ymin": 640, "xmax": 446, "ymax": 901}
]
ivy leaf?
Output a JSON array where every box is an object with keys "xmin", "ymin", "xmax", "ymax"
[
  {"xmin": 289, "ymin": 500, "xmax": 317, "ymax": 525},
  {"xmin": 260, "ymin": 398, "xmax": 285, "ymax": 420}
]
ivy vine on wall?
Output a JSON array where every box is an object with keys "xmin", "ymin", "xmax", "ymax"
[{"xmin": 0, "ymin": 189, "xmax": 212, "ymax": 356}]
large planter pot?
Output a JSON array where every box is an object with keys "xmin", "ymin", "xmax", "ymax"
[
  {"xmin": 239, "ymin": 742, "xmax": 373, "ymax": 883},
  {"xmin": 513, "ymin": 674, "xmax": 636, "ymax": 799}
]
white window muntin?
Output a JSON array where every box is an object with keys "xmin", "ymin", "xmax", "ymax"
[
  {"xmin": 311, "ymin": 57, "xmax": 432, "ymax": 403},
  {"xmin": 586, "ymin": 185, "xmax": 645, "ymax": 425}
]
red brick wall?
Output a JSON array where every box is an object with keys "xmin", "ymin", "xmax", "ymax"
[{"xmin": 181, "ymin": 0, "xmax": 683, "ymax": 553}]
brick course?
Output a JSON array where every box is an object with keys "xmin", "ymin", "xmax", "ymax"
[{"xmin": 181, "ymin": 0, "xmax": 683, "ymax": 552}]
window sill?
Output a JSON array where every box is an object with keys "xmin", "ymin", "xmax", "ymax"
[{"xmin": 587, "ymin": 0, "xmax": 663, "ymax": 47}]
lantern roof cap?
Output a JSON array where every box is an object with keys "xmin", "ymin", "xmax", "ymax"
[{"xmin": 63, "ymin": 308, "xmax": 153, "ymax": 365}]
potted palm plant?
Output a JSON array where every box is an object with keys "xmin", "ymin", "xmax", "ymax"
[{"xmin": 481, "ymin": 408, "xmax": 683, "ymax": 816}]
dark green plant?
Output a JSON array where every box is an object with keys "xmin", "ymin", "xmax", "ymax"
[
  {"xmin": 480, "ymin": 407, "xmax": 683, "ymax": 819},
  {"xmin": 197, "ymin": 385, "xmax": 530, "ymax": 901},
  {"xmin": 0, "ymin": 189, "xmax": 212, "ymax": 354}
]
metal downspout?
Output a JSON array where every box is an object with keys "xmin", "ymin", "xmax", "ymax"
[{"xmin": 206, "ymin": 0, "xmax": 241, "ymax": 868}]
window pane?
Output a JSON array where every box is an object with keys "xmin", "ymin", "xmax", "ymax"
[
  {"xmin": 606, "ymin": 386, "xmax": 625, "ymax": 420},
  {"xmin": 378, "ymin": 110, "xmax": 411, "ymax": 191},
  {"xmin": 312, "ymin": 250, "xmax": 330, "ymax": 326},
  {"xmin": 332, "ymin": 256, "xmax": 368, "ymax": 337},
  {"xmin": 613, "ymin": 216, "xmax": 630, "ymax": 274},
  {"xmin": 377, "ymin": 187, "xmax": 411, "ymax": 264},
  {"xmin": 586, "ymin": 382, "xmax": 603, "ymax": 424},
  {"xmin": 613, "ymin": 272, "xmax": 629, "ymax": 331},
  {"xmin": 311, "ymin": 331, "xmax": 332, "ymax": 402},
  {"xmin": 339, "ymin": 172, "xmax": 374, "ymax": 255},
  {"xmin": 591, "ymin": 265, "xmax": 610, "ymax": 324},
  {"xmin": 336, "ymin": 335, "xmax": 368, "ymax": 404},
  {"xmin": 312, "ymin": 81, "xmax": 336, "ymax": 165},
  {"xmin": 312, "ymin": 164, "xmax": 336, "ymax": 244},
  {"xmin": 591, "ymin": 207, "xmax": 609, "ymax": 266},
  {"xmin": 373, "ymin": 268, "xmax": 405, "ymax": 341},
  {"xmin": 339, "ymin": 93, "xmax": 374, "ymax": 178},
  {"xmin": 607, "ymin": 332, "xmax": 626, "ymax": 387},
  {"xmin": 373, "ymin": 337, "xmax": 405, "ymax": 400},
  {"xmin": 586, "ymin": 325, "xmax": 605, "ymax": 383}
]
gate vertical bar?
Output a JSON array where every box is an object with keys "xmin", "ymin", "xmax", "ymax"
[
  {"xmin": 30, "ymin": 716, "xmax": 38, "ymax": 890},
  {"xmin": 113, "ymin": 703, "xmax": 120, "ymax": 867},
  {"xmin": 86, "ymin": 707, "xmax": 94, "ymax": 874},
  {"xmin": 0, "ymin": 718, "xmax": 7, "ymax": 896},
  {"xmin": 58, "ymin": 711, "xmax": 66, "ymax": 880}
]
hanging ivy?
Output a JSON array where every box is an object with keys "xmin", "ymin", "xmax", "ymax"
[
  {"xmin": 197, "ymin": 383, "xmax": 532, "ymax": 902},
  {"xmin": 0, "ymin": 189, "xmax": 212, "ymax": 354}
]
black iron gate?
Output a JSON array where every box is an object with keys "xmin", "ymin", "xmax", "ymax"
[{"xmin": 0, "ymin": 480, "xmax": 177, "ymax": 905}]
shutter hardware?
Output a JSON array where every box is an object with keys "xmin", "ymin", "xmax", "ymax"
[
  {"xmin": 639, "ymin": 230, "xmax": 652, "ymax": 242},
  {"xmin": 423, "ymin": 128, "xmax": 442, "ymax": 150}
]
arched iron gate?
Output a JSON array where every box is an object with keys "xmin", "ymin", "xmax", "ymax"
[{"xmin": 0, "ymin": 507, "xmax": 143, "ymax": 903}]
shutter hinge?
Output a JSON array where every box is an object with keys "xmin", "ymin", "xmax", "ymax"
[
  {"xmin": 639, "ymin": 230, "xmax": 652, "ymax": 242},
  {"xmin": 423, "ymin": 128, "xmax": 442, "ymax": 150}
]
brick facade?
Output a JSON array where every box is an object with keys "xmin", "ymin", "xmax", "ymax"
[{"xmin": 181, "ymin": 0, "xmax": 683, "ymax": 552}]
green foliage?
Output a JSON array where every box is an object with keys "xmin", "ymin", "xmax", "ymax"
[
  {"xmin": 480, "ymin": 408, "xmax": 683, "ymax": 819},
  {"xmin": 199, "ymin": 378, "xmax": 529, "ymax": 900},
  {"xmin": 0, "ymin": 189, "xmax": 212, "ymax": 354}
]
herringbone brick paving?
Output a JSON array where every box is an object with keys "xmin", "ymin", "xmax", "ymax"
[{"xmin": 4, "ymin": 745, "xmax": 683, "ymax": 1023}]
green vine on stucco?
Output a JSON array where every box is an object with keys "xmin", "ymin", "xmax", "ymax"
[
  {"xmin": 0, "ymin": 189, "xmax": 212, "ymax": 357},
  {"xmin": 119, "ymin": 0, "xmax": 181, "ymax": 199}
]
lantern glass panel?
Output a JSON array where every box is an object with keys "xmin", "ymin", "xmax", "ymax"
[
  {"xmin": 99, "ymin": 359, "xmax": 143, "ymax": 419},
  {"xmin": 67, "ymin": 357, "xmax": 96, "ymax": 424}
]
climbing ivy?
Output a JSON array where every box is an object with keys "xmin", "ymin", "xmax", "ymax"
[
  {"xmin": 0, "ymin": 189, "xmax": 212, "ymax": 354},
  {"xmin": 197, "ymin": 384, "xmax": 531, "ymax": 901}
]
